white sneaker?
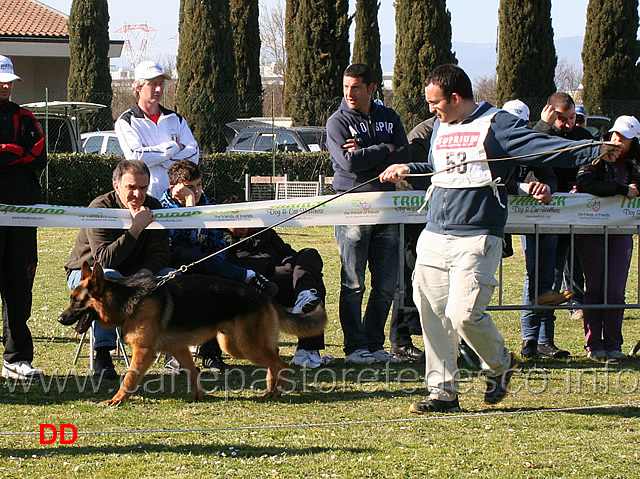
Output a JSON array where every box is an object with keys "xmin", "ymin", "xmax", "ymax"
[
  {"xmin": 292, "ymin": 289, "xmax": 321, "ymax": 314},
  {"xmin": 291, "ymin": 349, "xmax": 323, "ymax": 369},
  {"xmin": 370, "ymin": 349, "xmax": 401, "ymax": 364},
  {"xmin": 2, "ymin": 361, "xmax": 43, "ymax": 380},
  {"xmin": 345, "ymin": 349, "xmax": 375, "ymax": 364}
]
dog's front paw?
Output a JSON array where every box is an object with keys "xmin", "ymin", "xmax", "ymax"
[
  {"xmin": 263, "ymin": 390, "xmax": 283, "ymax": 399},
  {"xmin": 103, "ymin": 391, "xmax": 129, "ymax": 406}
]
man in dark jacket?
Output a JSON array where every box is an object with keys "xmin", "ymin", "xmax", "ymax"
[
  {"xmin": 327, "ymin": 63, "xmax": 410, "ymax": 364},
  {"xmin": 534, "ymin": 92, "xmax": 593, "ymax": 320},
  {"xmin": 503, "ymin": 99, "xmax": 571, "ymax": 360},
  {"xmin": 389, "ymin": 116, "xmax": 435, "ymax": 362},
  {"xmin": 0, "ymin": 55, "xmax": 47, "ymax": 380},
  {"xmin": 65, "ymin": 160, "xmax": 172, "ymax": 378}
]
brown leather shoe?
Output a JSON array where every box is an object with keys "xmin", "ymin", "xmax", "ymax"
[{"xmin": 534, "ymin": 290, "xmax": 573, "ymax": 306}]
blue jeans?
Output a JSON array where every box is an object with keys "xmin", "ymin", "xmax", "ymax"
[
  {"xmin": 67, "ymin": 267, "xmax": 173, "ymax": 349},
  {"xmin": 170, "ymin": 245, "xmax": 246, "ymax": 283},
  {"xmin": 520, "ymin": 234, "xmax": 557, "ymax": 343},
  {"xmin": 334, "ymin": 224, "xmax": 399, "ymax": 355}
]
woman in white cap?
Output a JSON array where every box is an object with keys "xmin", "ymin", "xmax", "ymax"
[
  {"xmin": 575, "ymin": 115, "xmax": 640, "ymax": 360},
  {"xmin": 0, "ymin": 55, "xmax": 47, "ymax": 379}
]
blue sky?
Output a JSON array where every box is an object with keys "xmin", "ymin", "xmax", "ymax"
[{"xmin": 42, "ymin": 0, "xmax": 615, "ymax": 68}]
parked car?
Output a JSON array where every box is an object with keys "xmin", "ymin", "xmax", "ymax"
[
  {"xmin": 226, "ymin": 126, "xmax": 327, "ymax": 153},
  {"xmin": 21, "ymin": 101, "xmax": 107, "ymax": 153},
  {"xmin": 81, "ymin": 131, "xmax": 123, "ymax": 155},
  {"xmin": 584, "ymin": 115, "xmax": 612, "ymax": 139}
]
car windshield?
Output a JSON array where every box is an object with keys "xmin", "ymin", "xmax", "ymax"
[
  {"xmin": 83, "ymin": 136, "xmax": 103, "ymax": 154},
  {"xmin": 106, "ymin": 136, "xmax": 123, "ymax": 155},
  {"xmin": 297, "ymin": 130, "xmax": 326, "ymax": 151},
  {"xmin": 40, "ymin": 116, "xmax": 77, "ymax": 153}
]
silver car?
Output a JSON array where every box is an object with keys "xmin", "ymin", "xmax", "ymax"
[
  {"xmin": 226, "ymin": 127, "xmax": 327, "ymax": 153},
  {"xmin": 81, "ymin": 131, "xmax": 123, "ymax": 155}
]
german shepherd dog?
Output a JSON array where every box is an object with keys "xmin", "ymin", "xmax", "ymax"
[{"xmin": 59, "ymin": 262, "xmax": 327, "ymax": 405}]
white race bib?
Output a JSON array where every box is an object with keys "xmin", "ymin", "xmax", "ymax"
[{"xmin": 431, "ymin": 108, "xmax": 498, "ymax": 188}]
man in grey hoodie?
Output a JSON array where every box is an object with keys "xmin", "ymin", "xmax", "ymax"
[{"xmin": 326, "ymin": 63, "xmax": 410, "ymax": 365}]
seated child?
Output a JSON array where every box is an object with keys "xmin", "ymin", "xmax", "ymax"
[{"xmin": 160, "ymin": 160, "xmax": 278, "ymax": 371}]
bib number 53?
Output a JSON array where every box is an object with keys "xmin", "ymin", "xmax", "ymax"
[{"xmin": 446, "ymin": 151, "xmax": 467, "ymax": 174}]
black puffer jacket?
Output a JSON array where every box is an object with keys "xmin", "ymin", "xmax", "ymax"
[
  {"xmin": 576, "ymin": 138, "xmax": 640, "ymax": 197},
  {"xmin": 223, "ymin": 228, "xmax": 297, "ymax": 277},
  {"xmin": 534, "ymin": 119, "xmax": 594, "ymax": 193}
]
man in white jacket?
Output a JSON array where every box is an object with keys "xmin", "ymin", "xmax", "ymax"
[{"xmin": 116, "ymin": 61, "xmax": 199, "ymax": 199}]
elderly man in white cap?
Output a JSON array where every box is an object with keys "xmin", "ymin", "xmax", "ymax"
[
  {"xmin": 0, "ymin": 55, "xmax": 47, "ymax": 379},
  {"xmin": 503, "ymin": 99, "xmax": 572, "ymax": 360},
  {"xmin": 115, "ymin": 60, "xmax": 199, "ymax": 199}
]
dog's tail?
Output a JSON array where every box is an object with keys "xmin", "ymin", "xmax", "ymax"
[{"xmin": 275, "ymin": 302, "xmax": 328, "ymax": 338}]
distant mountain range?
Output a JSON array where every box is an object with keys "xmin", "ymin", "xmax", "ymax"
[{"xmin": 380, "ymin": 36, "xmax": 584, "ymax": 82}]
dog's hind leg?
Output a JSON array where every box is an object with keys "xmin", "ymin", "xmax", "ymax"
[
  {"xmin": 104, "ymin": 347, "xmax": 156, "ymax": 405},
  {"xmin": 241, "ymin": 345, "xmax": 289, "ymax": 398},
  {"xmin": 169, "ymin": 347, "xmax": 204, "ymax": 400},
  {"xmin": 263, "ymin": 354, "xmax": 290, "ymax": 399}
]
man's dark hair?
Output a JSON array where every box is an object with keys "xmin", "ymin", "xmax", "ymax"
[
  {"xmin": 547, "ymin": 92, "xmax": 575, "ymax": 109},
  {"xmin": 425, "ymin": 64, "xmax": 473, "ymax": 99},
  {"xmin": 168, "ymin": 159, "xmax": 201, "ymax": 185},
  {"xmin": 344, "ymin": 63, "xmax": 373, "ymax": 85},
  {"xmin": 112, "ymin": 159, "xmax": 150, "ymax": 184}
]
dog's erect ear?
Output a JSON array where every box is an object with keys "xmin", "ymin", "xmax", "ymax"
[
  {"xmin": 81, "ymin": 261, "xmax": 92, "ymax": 280},
  {"xmin": 92, "ymin": 262, "xmax": 104, "ymax": 279},
  {"xmin": 89, "ymin": 262, "xmax": 105, "ymax": 286}
]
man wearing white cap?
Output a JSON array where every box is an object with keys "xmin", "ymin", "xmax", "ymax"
[
  {"xmin": 0, "ymin": 55, "xmax": 47, "ymax": 379},
  {"xmin": 503, "ymin": 100, "xmax": 571, "ymax": 360},
  {"xmin": 115, "ymin": 61, "xmax": 199, "ymax": 199}
]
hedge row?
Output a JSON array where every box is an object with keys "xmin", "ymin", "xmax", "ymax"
[{"xmin": 41, "ymin": 152, "xmax": 333, "ymax": 206}]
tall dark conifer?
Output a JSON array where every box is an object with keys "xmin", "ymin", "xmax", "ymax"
[
  {"xmin": 177, "ymin": 0, "xmax": 238, "ymax": 153},
  {"xmin": 393, "ymin": 0, "xmax": 456, "ymax": 129},
  {"xmin": 352, "ymin": 0, "xmax": 383, "ymax": 101},
  {"xmin": 582, "ymin": 0, "xmax": 640, "ymax": 116},
  {"xmin": 67, "ymin": 0, "xmax": 113, "ymax": 132},
  {"xmin": 495, "ymin": 0, "xmax": 556, "ymax": 108},
  {"xmin": 284, "ymin": 0, "xmax": 350, "ymax": 126},
  {"xmin": 230, "ymin": 0, "xmax": 263, "ymax": 117}
]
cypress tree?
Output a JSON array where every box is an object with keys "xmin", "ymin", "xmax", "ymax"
[
  {"xmin": 284, "ymin": 0, "xmax": 350, "ymax": 126},
  {"xmin": 393, "ymin": 0, "xmax": 456, "ymax": 129},
  {"xmin": 67, "ymin": 0, "xmax": 113, "ymax": 132},
  {"xmin": 230, "ymin": 0, "xmax": 263, "ymax": 117},
  {"xmin": 177, "ymin": 0, "xmax": 238, "ymax": 153},
  {"xmin": 582, "ymin": 0, "xmax": 640, "ymax": 116},
  {"xmin": 352, "ymin": 0, "xmax": 383, "ymax": 101},
  {"xmin": 495, "ymin": 0, "xmax": 556, "ymax": 108}
]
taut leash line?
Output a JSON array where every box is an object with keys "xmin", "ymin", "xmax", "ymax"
[{"xmin": 156, "ymin": 140, "xmax": 611, "ymax": 286}]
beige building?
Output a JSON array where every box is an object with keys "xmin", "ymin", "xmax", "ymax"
[{"xmin": 0, "ymin": 0, "xmax": 123, "ymax": 102}]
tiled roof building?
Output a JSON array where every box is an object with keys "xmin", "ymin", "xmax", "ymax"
[
  {"xmin": 0, "ymin": 0, "xmax": 123, "ymax": 101},
  {"xmin": 0, "ymin": 0, "xmax": 68, "ymax": 38}
]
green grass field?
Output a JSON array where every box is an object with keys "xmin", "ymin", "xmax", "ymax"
[{"xmin": 1, "ymin": 226, "xmax": 639, "ymax": 478}]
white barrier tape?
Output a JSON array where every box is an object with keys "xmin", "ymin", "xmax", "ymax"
[
  {"xmin": 1, "ymin": 191, "xmax": 639, "ymax": 229},
  {"xmin": 0, "ymin": 191, "xmax": 426, "ymax": 229}
]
